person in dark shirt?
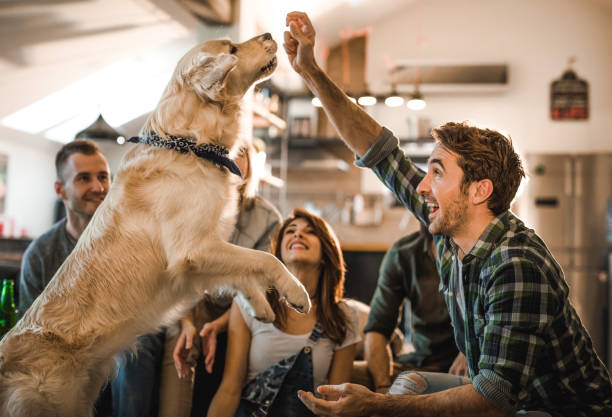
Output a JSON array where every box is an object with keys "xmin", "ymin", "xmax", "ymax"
[{"xmin": 358, "ymin": 224, "xmax": 463, "ymax": 394}]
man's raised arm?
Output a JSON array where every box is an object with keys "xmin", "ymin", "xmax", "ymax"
[{"xmin": 284, "ymin": 11, "xmax": 382, "ymax": 156}]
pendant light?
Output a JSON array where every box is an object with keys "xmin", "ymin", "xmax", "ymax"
[
  {"xmin": 357, "ymin": 94, "xmax": 377, "ymax": 106},
  {"xmin": 75, "ymin": 114, "xmax": 125, "ymax": 144},
  {"xmin": 385, "ymin": 84, "xmax": 404, "ymax": 107},
  {"xmin": 406, "ymin": 63, "xmax": 426, "ymax": 111},
  {"xmin": 407, "ymin": 90, "xmax": 426, "ymax": 111}
]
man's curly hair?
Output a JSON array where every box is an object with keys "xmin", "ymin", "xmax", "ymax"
[{"xmin": 432, "ymin": 122, "xmax": 525, "ymax": 215}]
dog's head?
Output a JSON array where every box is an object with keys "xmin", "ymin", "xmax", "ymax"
[{"xmin": 176, "ymin": 33, "xmax": 278, "ymax": 103}]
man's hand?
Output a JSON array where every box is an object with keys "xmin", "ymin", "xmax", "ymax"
[
  {"xmin": 448, "ymin": 352, "xmax": 469, "ymax": 377},
  {"xmin": 200, "ymin": 321, "xmax": 219, "ymax": 374},
  {"xmin": 298, "ymin": 383, "xmax": 378, "ymax": 416},
  {"xmin": 173, "ymin": 320, "xmax": 197, "ymax": 379},
  {"xmin": 284, "ymin": 11, "xmax": 318, "ymax": 77}
]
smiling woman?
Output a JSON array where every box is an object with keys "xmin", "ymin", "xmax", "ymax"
[{"xmin": 207, "ymin": 207, "xmax": 362, "ymax": 417}]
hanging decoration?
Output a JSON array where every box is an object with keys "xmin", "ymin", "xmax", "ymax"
[{"xmin": 550, "ymin": 57, "xmax": 588, "ymax": 120}]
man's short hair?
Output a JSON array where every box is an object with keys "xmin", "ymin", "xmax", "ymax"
[
  {"xmin": 55, "ymin": 139, "xmax": 103, "ymax": 182},
  {"xmin": 432, "ymin": 122, "xmax": 525, "ymax": 215}
]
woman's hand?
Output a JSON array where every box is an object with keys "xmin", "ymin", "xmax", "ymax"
[
  {"xmin": 200, "ymin": 321, "xmax": 219, "ymax": 373},
  {"xmin": 200, "ymin": 310, "xmax": 230, "ymax": 374},
  {"xmin": 173, "ymin": 318, "xmax": 197, "ymax": 379}
]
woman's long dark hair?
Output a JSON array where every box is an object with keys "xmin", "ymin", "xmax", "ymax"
[{"xmin": 267, "ymin": 208, "xmax": 348, "ymax": 344}]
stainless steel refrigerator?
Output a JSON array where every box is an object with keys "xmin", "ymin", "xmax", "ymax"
[{"xmin": 516, "ymin": 153, "xmax": 612, "ymax": 362}]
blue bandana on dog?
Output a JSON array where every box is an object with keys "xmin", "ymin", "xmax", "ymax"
[{"xmin": 128, "ymin": 133, "xmax": 242, "ymax": 178}]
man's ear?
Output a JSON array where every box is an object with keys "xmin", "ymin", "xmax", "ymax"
[
  {"xmin": 54, "ymin": 181, "xmax": 66, "ymax": 201},
  {"xmin": 187, "ymin": 53, "xmax": 238, "ymax": 101},
  {"xmin": 470, "ymin": 178, "xmax": 493, "ymax": 206}
]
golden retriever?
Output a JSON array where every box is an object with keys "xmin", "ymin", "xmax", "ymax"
[{"xmin": 0, "ymin": 33, "xmax": 310, "ymax": 417}]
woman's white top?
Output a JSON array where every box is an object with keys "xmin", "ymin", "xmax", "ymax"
[{"xmin": 235, "ymin": 296, "xmax": 361, "ymax": 389}]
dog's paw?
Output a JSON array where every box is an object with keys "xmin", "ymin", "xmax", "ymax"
[{"xmin": 282, "ymin": 278, "xmax": 311, "ymax": 315}]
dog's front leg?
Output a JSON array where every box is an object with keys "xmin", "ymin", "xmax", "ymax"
[{"xmin": 177, "ymin": 241, "xmax": 311, "ymax": 322}]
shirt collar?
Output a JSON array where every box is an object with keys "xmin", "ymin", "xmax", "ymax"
[{"xmin": 463, "ymin": 210, "xmax": 514, "ymax": 262}]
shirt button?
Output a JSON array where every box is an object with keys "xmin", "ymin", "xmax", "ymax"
[{"xmin": 304, "ymin": 347, "xmax": 311, "ymax": 354}]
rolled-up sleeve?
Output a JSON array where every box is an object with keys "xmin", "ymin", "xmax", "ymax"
[
  {"xmin": 472, "ymin": 259, "xmax": 557, "ymax": 415},
  {"xmin": 355, "ymin": 127, "xmax": 399, "ymax": 168},
  {"xmin": 355, "ymin": 127, "xmax": 429, "ymax": 228}
]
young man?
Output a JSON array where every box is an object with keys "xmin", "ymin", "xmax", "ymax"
[
  {"xmin": 19, "ymin": 139, "xmax": 111, "ymax": 313},
  {"xmin": 284, "ymin": 11, "xmax": 612, "ymax": 417}
]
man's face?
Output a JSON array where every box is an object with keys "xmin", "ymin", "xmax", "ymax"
[
  {"xmin": 416, "ymin": 143, "xmax": 469, "ymax": 237},
  {"xmin": 56, "ymin": 152, "xmax": 111, "ymax": 220}
]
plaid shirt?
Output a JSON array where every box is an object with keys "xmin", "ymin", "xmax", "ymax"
[{"xmin": 356, "ymin": 127, "xmax": 612, "ymax": 416}]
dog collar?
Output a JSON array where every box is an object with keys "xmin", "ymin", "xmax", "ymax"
[{"xmin": 128, "ymin": 134, "xmax": 242, "ymax": 178}]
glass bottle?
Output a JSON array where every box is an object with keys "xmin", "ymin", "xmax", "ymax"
[{"xmin": 0, "ymin": 278, "xmax": 18, "ymax": 339}]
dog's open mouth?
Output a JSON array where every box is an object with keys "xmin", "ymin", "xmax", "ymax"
[{"xmin": 260, "ymin": 56, "xmax": 277, "ymax": 74}]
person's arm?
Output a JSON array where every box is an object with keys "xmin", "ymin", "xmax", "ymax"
[
  {"xmin": 469, "ymin": 259, "xmax": 556, "ymax": 415},
  {"xmin": 284, "ymin": 12, "xmax": 382, "ymax": 156},
  {"xmin": 298, "ymin": 382, "xmax": 508, "ymax": 417},
  {"xmin": 325, "ymin": 343, "xmax": 357, "ymax": 400},
  {"xmin": 363, "ymin": 240, "xmax": 409, "ymax": 392},
  {"xmin": 285, "ymin": 12, "xmax": 430, "ymax": 229},
  {"xmin": 207, "ymin": 301, "xmax": 251, "ymax": 417},
  {"xmin": 364, "ymin": 332, "xmax": 393, "ymax": 393},
  {"xmin": 199, "ymin": 309, "xmax": 230, "ymax": 373},
  {"xmin": 173, "ymin": 313, "xmax": 198, "ymax": 379}
]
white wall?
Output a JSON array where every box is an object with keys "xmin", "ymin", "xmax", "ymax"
[
  {"xmin": 0, "ymin": 127, "xmax": 61, "ymax": 238},
  {"xmin": 365, "ymin": 0, "xmax": 612, "ymax": 154}
]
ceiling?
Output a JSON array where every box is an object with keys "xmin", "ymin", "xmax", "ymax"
[
  {"xmin": 1, "ymin": 0, "xmax": 611, "ymax": 143},
  {"xmin": 0, "ymin": 0, "xmax": 410, "ymax": 143}
]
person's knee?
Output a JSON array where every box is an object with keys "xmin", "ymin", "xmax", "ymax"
[{"xmin": 387, "ymin": 372, "xmax": 428, "ymax": 395}]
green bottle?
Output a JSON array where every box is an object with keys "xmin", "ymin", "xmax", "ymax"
[{"xmin": 0, "ymin": 279, "xmax": 18, "ymax": 339}]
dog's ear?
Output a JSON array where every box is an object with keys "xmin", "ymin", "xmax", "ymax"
[{"xmin": 187, "ymin": 53, "xmax": 238, "ymax": 101}]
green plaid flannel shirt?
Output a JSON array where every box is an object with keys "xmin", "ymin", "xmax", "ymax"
[{"xmin": 356, "ymin": 127, "xmax": 612, "ymax": 416}]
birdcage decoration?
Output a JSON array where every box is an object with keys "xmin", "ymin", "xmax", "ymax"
[{"xmin": 550, "ymin": 58, "xmax": 588, "ymax": 120}]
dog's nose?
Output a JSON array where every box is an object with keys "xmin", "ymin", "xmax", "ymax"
[{"xmin": 261, "ymin": 32, "xmax": 272, "ymax": 41}]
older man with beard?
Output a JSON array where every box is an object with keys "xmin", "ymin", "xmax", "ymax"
[{"xmin": 284, "ymin": 11, "xmax": 612, "ymax": 417}]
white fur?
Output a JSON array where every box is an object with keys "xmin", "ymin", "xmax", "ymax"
[{"xmin": 0, "ymin": 34, "xmax": 308, "ymax": 417}]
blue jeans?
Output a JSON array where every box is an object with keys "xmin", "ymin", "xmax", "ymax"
[
  {"xmin": 112, "ymin": 332, "xmax": 165, "ymax": 417},
  {"xmin": 389, "ymin": 371, "xmax": 551, "ymax": 417}
]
